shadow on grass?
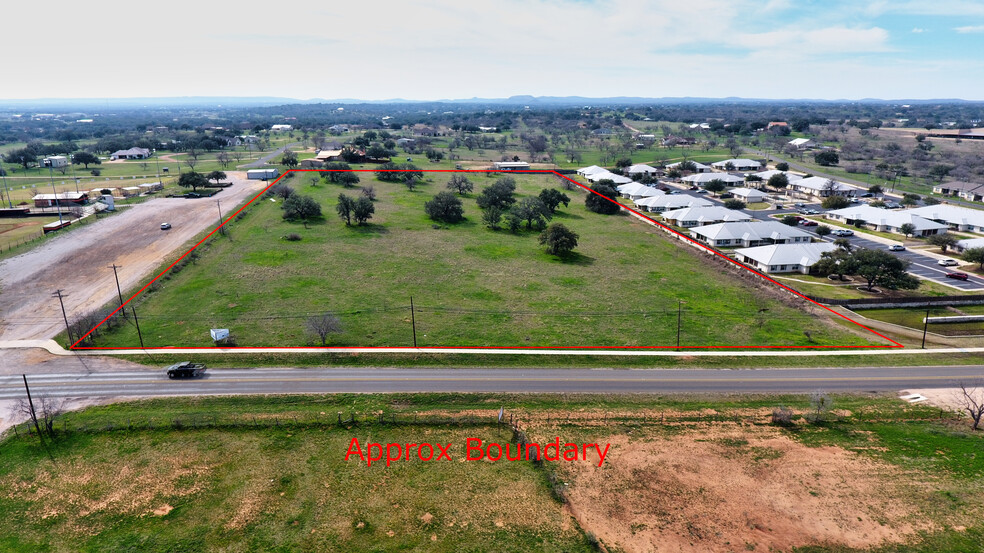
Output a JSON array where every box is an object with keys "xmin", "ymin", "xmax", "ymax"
[
  {"xmin": 346, "ymin": 222, "xmax": 390, "ymax": 235},
  {"xmin": 552, "ymin": 211, "xmax": 584, "ymax": 220},
  {"xmin": 550, "ymin": 251, "xmax": 595, "ymax": 266}
]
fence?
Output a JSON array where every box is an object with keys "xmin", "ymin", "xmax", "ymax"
[{"xmin": 805, "ymin": 294, "xmax": 984, "ymax": 309}]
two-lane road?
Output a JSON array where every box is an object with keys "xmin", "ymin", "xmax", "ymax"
[{"xmin": 3, "ymin": 366, "xmax": 982, "ymax": 399}]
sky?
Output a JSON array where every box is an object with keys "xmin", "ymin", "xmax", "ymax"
[{"xmin": 4, "ymin": 0, "xmax": 984, "ymax": 101}]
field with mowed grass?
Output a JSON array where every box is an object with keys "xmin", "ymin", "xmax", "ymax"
[{"xmin": 90, "ymin": 171, "xmax": 882, "ymax": 349}]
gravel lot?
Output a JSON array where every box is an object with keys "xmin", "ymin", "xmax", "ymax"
[{"xmin": 0, "ymin": 171, "xmax": 269, "ymax": 341}]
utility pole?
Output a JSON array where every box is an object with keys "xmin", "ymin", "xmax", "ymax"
[
  {"xmin": 53, "ymin": 289, "xmax": 72, "ymax": 344},
  {"xmin": 44, "ymin": 159, "xmax": 64, "ymax": 225},
  {"xmin": 216, "ymin": 199, "xmax": 224, "ymax": 232},
  {"xmin": 109, "ymin": 264, "xmax": 125, "ymax": 312},
  {"xmin": 921, "ymin": 308, "xmax": 930, "ymax": 349},
  {"xmin": 410, "ymin": 296, "xmax": 417, "ymax": 348},
  {"xmin": 132, "ymin": 306, "xmax": 145, "ymax": 348},
  {"xmin": 22, "ymin": 375, "xmax": 43, "ymax": 439},
  {"xmin": 676, "ymin": 300, "xmax": 683, "ymax": 350}
]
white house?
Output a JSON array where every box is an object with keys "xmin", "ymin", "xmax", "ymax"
[
  {"xmin": 616, "ymin": 182, "xmax": 663, "ymax": 200},
  {"xmin": 788, "ymin": 138, "xmax": 814, "ymax": 149},
  {"xmin": 689, "ymin": 220, "xmax": 813, "ymax": 248},
  {"xmin": 753, "ymin": 169, "xmax": 803, "ymax": 182},
  {"xmin": 626, "ymin": 163, "xmax": 658, "ymax": 177},
  {"xmin": 825, "ymin": 205, "xmax": 947, "ymax": 236},
  {"xmin": 906, "ymin": 205, "xmax": 984, "ymax": 233},
  {"xmin": 666, "ymin": 161, "xmax": 712, "ymax": 173},
  {"xmin": 681, "ymin": 172, "xmax": 745, "ymax": 186},
  {"xmin": 586, "ymin": 171, "xmax": 633, "ymax": 184},
  {"xmin": 932, "ymin": 181, "xmax": 984, "ymax": 202},
  {"xmin": 577, "ymin": 165, "xmax": 607, "ymax": 177},
  {"xmin": 955, "ymin": 237, "xmax": 984, "ymax": 253},
  {"xmin": 634, "ymin": 195, "xmax": 713, "ymax": 213},
  {"xmin": 728, "ymin": 188, "xmax": 768, "ymax": 202},
  {"xmin": 788, "ymin": 176, "xmax": 860, "ymax": 199},
  {"xmin": 734, "ymin": 242, "xmax": 837, "ymax": 274},
  {"xmin": 271, "ymin": 124, "xmax": 293, "ymax": 132},
  {"xmin": 711, "ymin": 158, "xmax": 762, "ymax": 172},
  {"xmin": 109, "ymin": 147, "xmax": 152, "ymax": 160},
  {"xmin": 492, "ymin": 161, "xmax": 530, "ymax": 170},
  {"xmin": 661, "ymin": 206, "xmax": 754, "ymax": 227}
]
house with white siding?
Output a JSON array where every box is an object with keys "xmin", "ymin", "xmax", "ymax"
[
  {"xmin": 660, "ymin": 206, "xmax": 753, "ymax": 227},
  {"xmin": 690, "ymin": 221, "xmax": 813, "ymax": 247},
  {"xmin": 826, "ymin": 205, "xmax": 947, "ymax": 236},
  {"xmin": 907, "ymin": 205, "xmax": 984, "ymax": 233},
  {"xmin": 734, "ymin": 242, "xmax": 837, "ymax": 274}
]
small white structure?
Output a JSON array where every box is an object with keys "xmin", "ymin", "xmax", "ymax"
[
  {"xmin": 41, "ymin": 155, "xmax": 69, "ymax": 168},
  {"xmin": 788, "ymin": 138, "xmax": 814, "ymax": 149},
  {"xmin": 492, "ymin": 161, "xmax": 530, "ymax": 171},
  {"xmin": 825, "ymin": 205, "xmax": 947, "ymax": 236},
  {"xmin": 689, "ymin": 220, "xmax": 813, "ymax": 247},
  {"xmin": 247, "ymin": 168, "xmax": 280, "ymax": 180},
  {"xmin": 121, "ymin": 186, "xmax": 141, "ymax": 197},
  {"xmin": 271, "ymin": 124, "xmax": 293, "ymax": 132},
  {"xmin": 681, "ymin": 172, "xmax": 744, "ymax": 185},
  {"xmin": 210, "ymin": 328, "xmax": 230, "ymax": 341},
  {"xmin": 711, "ymin": 158, "xmax": 762, "ymax": 171},
  {"xmin": 728, "ymin": 188, "xmax": 768, "ymax": 203},
  {"xmin": 661, "ymin": 206, "xmax": 753, "ymax": 227},
  {"xmin": 734, "ymin": 242, "xmax": 837, "ymax": 274}
]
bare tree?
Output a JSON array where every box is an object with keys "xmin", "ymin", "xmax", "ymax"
[
  {"xmin": 360, "ymin": 185, "xmax": 377, "ymax": 201},
  {"xmin": 955, "ymin": 381, "xmax": 984, "ymax": 431},
  {"xmin": 231, "ymin": 151, "xmax": 244, "ymax": 164},
  {"xmin": 216, "ymin": 152, "xmax": 231, "ymax": 168},
  {"xmin": 183, "ymin": 157, "xmax": 199, "ymax": 171},
  {"xmin": 307, "ymin": 312, "xmax": 342, "ymax": 346},
  {"xmin": 15, "ymin": 394, "xmax": 63, "ymax": 437},
  {"xmin": 808, "ymin": 390, "xmax": 832, "ymax": 424}
]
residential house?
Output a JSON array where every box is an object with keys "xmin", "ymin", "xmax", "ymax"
[
  {"xmin": 690, "ymin": 221, "xmax": 813, "ymax": 248},
  {"xmin": 616, "ymin": 183, "xmax": 663, "ymax": 200},
  {"xmin": 728, "ymin": 188, "xmax": 768, "ymax": 203},
  {"xmin": 906, "ymin": 205, "xmax": 984, "ymax": 233},
  {"xmin": 271, "ymin": 124, "xmax": 293, "ymax": 132},
  {"xmin": 625, "ymin": 164, "xmax": 658, "ymax": 177},
  {"xmin": 734, "ymin": 242, "xmax": 837, "ymax": 274},
  {"xmin": 681, "ymin": 172, "xmax": 744, "ymax": 186},
  {"xmin": 954, "ymin": 237, "xmax": 984, "ymax": 253},
  {"xmin": 586, "ymin": 171, "xmax": 633, "ymax": 184},
  {"xmin": 787, "ymin": 176, "xmax": 860, "ymax": 199},
  {"xmin": 711, "ymin": 158, "xmax": 762, "ymax": 172},
  {"xmin": 666, "ymin": 161, "xmax": 712, "ymax": 173},
  {"xmin": 825, "ymin": 205, "xmax": 947, "ymax": 236},
  {"xmin": 41, "ymin": 155, "xmax": 69, "ymax": 168},
  {"xmin": 492, "ymin": 161, "xmax": 530, "ymax": 171},
  {"xmin": 109, "ymin": 147, "xmax": 152, "ymax": 160},
  {"xmin": 577, "ymin": 165, "xmax": 607, "ymax": 178},
  {"xmin": 634, "ymin": 195, "xmax": 713, "ymax": 213},
  {"xmin": 328, "ymin": 124, "xmax": 350, "ymax": 133},
  {"xmin": 787, "ymin": 138, "xmax": 814, "ymax": 149},
  {"xmin": 932, "ymin": 181, "xmax": 984, "ymax": 202},
  {"xmin": 752, "ymin": 169, "xmax": 803, "ymax": 183},
  {"xmin": 661, "ymin": 206, "xmax": 754, "ymax": 227}
]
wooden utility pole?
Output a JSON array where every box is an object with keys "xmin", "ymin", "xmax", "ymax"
[
  {"xmin": 53, "ymin": 289, "xmax": 72, "ymax": 344},
  {"xmin": 410, "ymin": 296, "xmax": 417, "ymax": 348}
]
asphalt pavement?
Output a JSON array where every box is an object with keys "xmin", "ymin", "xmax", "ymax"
[{"xmin": 4, "ymin": 366, "xmax": 983, "ymax": 399}]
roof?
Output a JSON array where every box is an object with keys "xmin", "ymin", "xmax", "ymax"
[
  {"xmin": 690, "ymin": 220, "xmax": 812, "ymax": 242},
  {"xmin": 934, "ymin": 181, "xmax": 984, "ymax": 193},
  {"xmin": 662, "ymin": 206, "xmax": 753, "ymax": 223},
  {"xmin": 577, "ymin": 165, "xmax": 607, "ymax": 175},
  {"xmin": 735, "ymin": 242, "xmax": 837, "ymax": 267},
  {"xmin": 666, "ymin": 161, "xmax": 712, "ymax": 171},
  {"xmin": 626, "ymin": 163, "xmax": 658, "ymax": 174},
  {"xmin": 728, "ymin": 187, "xmax": 768, "ymax": 199},
  {"xmin": 617, "ymin": 183, "xmax": 663, "ymax": 197},
  {"xmin": 956, "ymin": 237, "xmax": 984, "ymax": 250},
  {"xmin": 827, "ymin": 205, "xmax": 948, "ymax": 231},
  {"xmin": 788, "ymin": 138, "xmax": 812, "ymax": 146},
  {"xmin": 635, "ymin": 195, "xmax": 713, "ymax": 209},
  {"xmin": 587, "ymin": 172, "xmax": 633, "ymax": 184},
  {"xmin": 711, "ymin": 158, "xmax": 762, "ymax": 169},
  {"xmin": 111, "ymin": 147, "xmax": 151, "ymax": 157},
  {"xmin": 791, "ymin": 176, "xmax": 859, "ymax": 192},
  {"xmin": 753, "ymin": 169, "xmax": 803, "ymax": 182},
  {"xmin": 315, "ymin": 149, "xmax": 343, "ymax": 160},
  {"xmin": 907, "ymin": 205, "xmax": 984, "ymax": 229},
  {"xmin": 32, "ymin": 192, "xmax": 87, "ymax": 200},
  {"xmin": 681, "ymin": 172, "xmax": 744, "ymax": 184}
]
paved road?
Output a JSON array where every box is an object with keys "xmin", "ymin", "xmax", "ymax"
[
  {"xmin": 4, "ymin": 366, "xmax": 983, "ymax": 399},
  {"xmin": 241, "ymin": 142, "xmax": 303, "ymax": 169}
]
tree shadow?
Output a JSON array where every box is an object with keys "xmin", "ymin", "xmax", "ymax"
[
  {"xmin": 552, "ymin": 211, "xmax": 584, "ymax": 220},
  {"xmin": 348, "ymin": 222, "xmax": 390, "ymax": 235},
  {"xmin": 553, "ymin": 251, "xmax": 594, "ymax": 265}
]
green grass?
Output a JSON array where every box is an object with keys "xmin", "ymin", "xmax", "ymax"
[
  {"xmin": 854, "ymin": 307, "xmax": 984, "ymax": 336},
  {"xmin": 89, "ymin": 172, "xmax": 879, "ymax": 349}
]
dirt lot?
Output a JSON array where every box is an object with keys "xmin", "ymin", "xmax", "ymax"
[
  {"xmin": 0, "ymin": 171, "xmax": 268, "ymax": 341},
  {"xmin": 555, "ymin": 424, "xmax": 938, "ymax": 553}
]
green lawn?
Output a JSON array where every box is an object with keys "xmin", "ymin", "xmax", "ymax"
[{"xmin": 88, "ymin": 172, "xmax": 880, "ymax": 349}]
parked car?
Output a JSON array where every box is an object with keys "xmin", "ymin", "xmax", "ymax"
[
  {"xmin": 888, "ymin": 244, "xmax": 905, "ymax": 251},
  {"xmin": 860, "ymin": 192, "xmax": 873, "ymax": 198},
  {"xmin": 946, "ymin": 272, "xmax": 970, "ymax": 281},
  {"xmin": 719, "ymin": 193, "xmax": 734, "ymax": 199},
  {"xmin": 695, "ymin": 189, "xmax": 709, "ymax": 194},
  {"xmin": 160, "ymin": 222, "xmax": 171, "ymax": 230},
  {"xmin": 794, "ymin": 203, "xmax": 805, "ymax": 208},
  {"xmin": 831, "ymin": 229, "xmax": 854, "ymax": 237},
  {"xmin": 801, "ymin": 220, "xmax": 819, "ymax": 227},
  {"xmin": 938, "ymin": 259, "xmax": 959, "ymax": 267}
]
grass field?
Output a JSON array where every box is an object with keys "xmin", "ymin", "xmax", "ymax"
[
  {"xmin": 89, "ymin": 172, "xmax": 881, "ymax": 349},
  {"xmin": 2, "ymin": 393, "xmax": 982, "ymax": 552}
]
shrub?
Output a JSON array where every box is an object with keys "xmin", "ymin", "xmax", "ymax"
[
  {"xmin": 772, "ymin": 406, "xmax": 794, "ymax": 426},
  {"xmin": 283, "ymin": 233, "xmax": 302, "ymax": 241}
]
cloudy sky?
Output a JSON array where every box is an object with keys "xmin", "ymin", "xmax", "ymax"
[{"xmin": 5, "ymin": 0, "xmax": 984, "ymax": 100}]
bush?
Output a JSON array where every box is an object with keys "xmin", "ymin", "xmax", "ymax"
[
  {"xmin": 772, "ymin": 406, "xmax": 794, "ymax": 426},
  {"xmin": 90, "ymin": 169, "xmax": 101, "ymax": 176},
  {"xmin": 424, "ymin": 191, "xmax": 464, "ymax": 223},
  {"xmin": 283, "ymin": 233, "xmax": 302, "ymax": 241}
]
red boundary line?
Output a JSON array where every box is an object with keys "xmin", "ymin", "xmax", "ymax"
[{"xmin": 71, "ymin": 169, "xmax": 903, "ymax": 351}]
